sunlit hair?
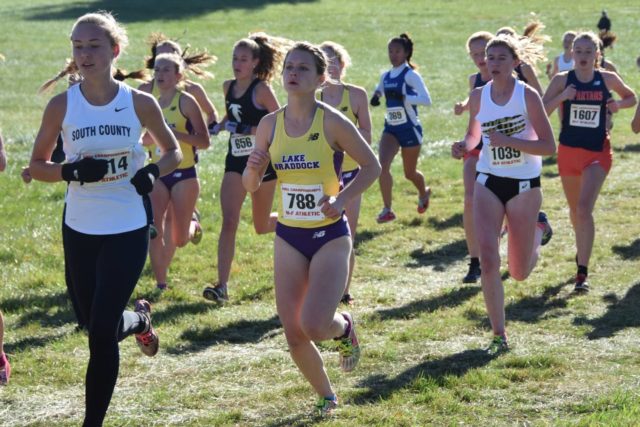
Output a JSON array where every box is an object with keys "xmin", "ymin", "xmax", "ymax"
[
  {"xmin": 494, "ymin": 17, "xmax": 549, "ymax": 69},
  {"xmin": 562, "ymin": 30, "xmax": 577, "ymax": 41},
  {"xmin": 598, "ymin": 30, "xmax": 617, "ymax": 50},
  {"xmin": 466, "ymin": 31, "xmax": 493, "ymax": 53},
  {"xmin": 574, "ymin": 31, "xmax": 600, "ymax": 51},
  {"xmin": 145, "ymin": 33, "xmax": 216, "ymax": 79},
  {"xmin": 72, "ymin": 11, "xmax": 129, "ymax": 52},
  {"xmin": 154, "ymin": 52, "xmax": 186, "ymax": 76},
  {"xmin": 234, "ymin": 32, "xmax": 292, "ymax": 83},
  {"xmin": 388, "ymin": 33, "xmax": 418, "ymax": 70},
  {"xmin": 39, "ymin": 59, "xmax": 146, "ymax": 93},
  {"xmin": 284, "ymin": 42, "xmax": 328, "ymax": 77},
  {"xmin": 319, "ymin": 41, "xmax": 352, "ymax": 78},
  {"xmin": 39, "ymin": 12, "xmax": 137, "ymax": 93},
  {"xmin": 486, "ymin": 33, "xmax": 546, "ymax": 69}
]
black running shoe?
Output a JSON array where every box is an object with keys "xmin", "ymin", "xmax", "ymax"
[
  {"xmin": 574, "ymin": 274, "xmax": 590, "ymax": 293},
  {"xmin": 463, "ymin": 262, "xmax": 481, "ymax": 283}
]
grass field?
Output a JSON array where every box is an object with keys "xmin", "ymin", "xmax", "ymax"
[{"xmin": 2, "ymin": 0, "xmax": 640, "ymax": 425}]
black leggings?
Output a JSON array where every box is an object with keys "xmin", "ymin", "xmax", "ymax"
[{"xmin": 62, "ymin": 224, "xmax": 149, "ymax": 427}]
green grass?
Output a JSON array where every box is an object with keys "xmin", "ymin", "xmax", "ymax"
[{"xmin": 2, "ymin": 0, "xmax": 640, "ymax": 425}]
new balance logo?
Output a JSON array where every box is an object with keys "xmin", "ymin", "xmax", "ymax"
[
  {"xmin": 340, "ymin": 106, "xmax": 348, "ymax": 112},
  {"xmin": 308, "ymin": 133, "xmax": 320, "ymax": 141},
  {"xmin": 114, "ymin": 107, "xmax": 128, "ymax": 112},
  {"xmin": 312, "ymin": 231, "xmax": 326, "ymax": 239},
  {"xmin": 519, "ymin": 181, "xmax": 530, "ymax": 193}
]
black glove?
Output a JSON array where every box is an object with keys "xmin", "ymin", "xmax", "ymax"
[
  {"xmin": 225, "ymin": 121, "xmax": 252, "ymax": 134},
  {"xmin": 370, "ymin": 94, "xmax": 381, "ymax": 107},
  {"xmin": 61, "ymin": 157, "xmax": 109, "ymax": 184},
  {"xmin": 130, "ymin": 163, "xmax": 160, "ymax": 195}
]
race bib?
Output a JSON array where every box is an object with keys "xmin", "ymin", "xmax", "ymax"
[
  {"xmin": 386, "ymin": 107, "xmax": 407, "ymax": 126},
  {"xmin": 281, "ymin": 183, "xmax": 324, "ymax": 221},
  {"xmin": 569, "ymin": 104, "xmax": 600, "ymax": 128},
  {"xmin": 489, "ymin": 145, "xmax": 524, "ymax": 168},
  {"xmin": 85, "ymin": 148, "xmax": 135, "ymax": 186},
  {"xmin": 230, "ymin": 134, "xmax": 255, "ymax": 157}
]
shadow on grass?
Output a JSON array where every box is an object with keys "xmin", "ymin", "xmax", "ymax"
[
  {"xmin": 5, "ymin": 328, "xmax": 75, "ymax": 353},
  {"xmin": 612, "ymin": 143, "xmax": 640, "ymax": 153},
  {"xmin": 151, "ymin": 301, "xmax": 213, "ymax": 325},
  {"xmin": 612, "ymin": 238, "xmax": 640, "ymax": 260},
  {"xmin": 353, "ymin": 229, "xmax": 384, "ymax": 249},
  {"xmin": 263, "ymin": 414, "xmax": 321, "ymax": 427},
  {"xmin": 352, "ymin": 349, "xmax": 495, "ymax": 404},
  {"xmin": 165, "ymin": 314, "xmax": 281, "ymax": 354},
  {"xmin": 506, "ymin": 280, "xmax": 573, "ymax": 323},
  {"xmin": 573, "ymin": 282, "xmax": 640, "ymax": 340},
  {"xmin": 427, "ymin": 213, "xmax": 463, "ymax": 231},
  {"xmin": 542, "ymin": 155, "xmax": 557, "ymax": 166},
  {"xmin": 406, "ymin": 239, "xmax": 467, "ymax": 271},
  {"xmin": 2, "ymin": 291, "xmax": 79, "ymax": 328},
  {"xmin": 24, "ymin": 0, "xmax": 319, "ymax": 22},
  {"xmin": 371, "ymin": 286, "xmax": 481, "ymax": 321}
]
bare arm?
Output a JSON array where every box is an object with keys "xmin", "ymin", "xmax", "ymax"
[
  {"xmin": 0, "ymin": 132, "xmax": 6, "ymax": 172},
  {"xmin": 603, "ymin": 72, "xmax": 637, "ymax": 113},
  {"xmin": 520, "ymin": 62, "xmax": 544, "ymax": 96},
  {"xmin": 29, "ymin": 93, "xmax": 66, "ymax": 182},
  {"xmin": 632, "ymin": 103, "xmax": 640, "ymax": 133},
  {"xmin": 349, "ymin": 85, "xmax": 372, "ymax": 144},
  {"xmin": 242, "ymin": 112, "xmax": 276, "ymax": 193},
  {"xmin": 174, "ymin": 93, "xmax": 210, "ymax": 149},
  {"xmin": 324, "ymin": 108, "xmax": 381, "ymax": 216},
  {"xmin": 542, "ymin": 73, "xmax": 571, "ymax": 115},
  {"xmin": 186, "ymin": 80, "xmax": 219, "ymax": 124},
  {"xmin": 133, "ymin": 90, "xmax": 182, "ymax": 176}
]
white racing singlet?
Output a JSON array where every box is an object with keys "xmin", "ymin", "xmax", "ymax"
[{"xmin": 62, "ymin": 83, "xmax": 147, "ymax": 235}]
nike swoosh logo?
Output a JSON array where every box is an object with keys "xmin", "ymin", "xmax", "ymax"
[{"xmin": 115, "ymin": 107, "xmax": 128, "ymax": 112}]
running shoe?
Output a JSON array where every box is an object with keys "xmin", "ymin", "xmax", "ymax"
[
  {"xmin": 316, "ymin": 396, "xmax": 338, "ymax": 417},
  {"xmin": 340, "ymin": 293, "xmax": 354, "ymax": 306},
  {"xmin": 376, "ymin": 208, "xmax": 396, "ymax": 224},
  {"xmin": 191, "ymin": 211, "xmax": 203, "ymax": 245},
  {"xmin": 417, "ymin": 187, "xmax": 432, "ymax": 214},
  {"xmin": 203, "ymin": 283, "xmax": 228, "ymax": 304},
  {"xmin": 538, "ymin": 211, "xmax": 553, "ymax": 246},
  {"xmin": 335, "ymin": 312, "xmax": 360, "ymax": 372},
  {"xmin": 486, "ymin": 335, "xmax": 509, "ymax": 355},
  {"xmin": 156, "ymin": 283, "xmax": 168, "ymax": 291},
  {"xmin": 0, "ymin": 354, "xmax": 10, "ymax": 386},
  {"xmin": 134, "ymin": 299, "xmax": 159, "ymax": 357},
  {"xmin": 462, "ymin": 262, "xmax": 481, "ymax": 284},
  {"xmin": 574, "ymin": 273, "xmax": 590, "ymax": 293}
]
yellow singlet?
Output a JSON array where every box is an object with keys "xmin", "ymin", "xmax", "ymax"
[
  {"xmin": 321, "ymin": 85, "xmax": 359, "ymax": 172},
  {"xmin": 270, "ymin": 104, "xmax": 343, "ymax": 229},
  {"xmin": 150, "ymin": 83, "xmax": 197, "ymax": 168}
]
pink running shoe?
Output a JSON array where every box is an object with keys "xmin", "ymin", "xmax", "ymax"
[
  {"xmin": 417, "ymin": 187, "xmax": 431, "ymax": 214},
  {"xmin": 134, "ymin": 299, "xmax": 159, "ymax": 357},
  {"xmin": 335, "ymin": 312, "xmax": 361, "ymax": 372},
  {"xmin": 0, "ymin": 353, "xmax": 10, "ymax": 385},
  {"xmin": 376, "ymin": 208, "xmax": 396, "ymax": 224}
]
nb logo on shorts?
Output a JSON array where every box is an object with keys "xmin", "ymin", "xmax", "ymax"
[
  {"xmin": 312, "ymin": 231, "xmax": 326, "ymax": 239},
  {"xmin": 173, "ymin": 172, "xmax": 182, "ymax": 178},
  {"xmin": 308, "ymin": 133, "xmax": 320, "ymax": 141},
  {"xmin": 519, "ymin": 181, "xmax": 530, "ymax": 193}
]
